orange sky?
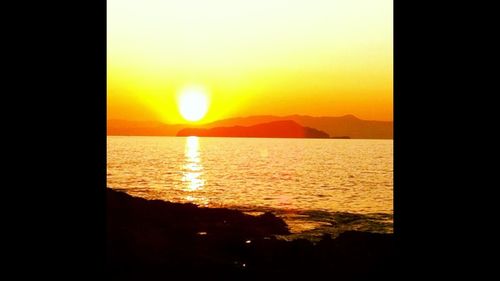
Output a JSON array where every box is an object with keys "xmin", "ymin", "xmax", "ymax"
[{"xmin": 107, "ymin": 0, "xmax": 393, "ymax": 124}]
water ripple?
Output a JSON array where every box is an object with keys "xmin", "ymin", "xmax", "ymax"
[{"xmin": 107, "ymin": 136, "xmax": 393, "ymax": 236}]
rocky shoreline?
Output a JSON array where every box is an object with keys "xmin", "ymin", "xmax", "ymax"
[{"xmin": 107, "ymin": 188, "xmax": 396, "ymax": 280}]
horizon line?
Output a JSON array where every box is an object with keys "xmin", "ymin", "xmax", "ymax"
[{"xmin": 107, "ymin": 114, "xmax": 394, "ymax": 125}]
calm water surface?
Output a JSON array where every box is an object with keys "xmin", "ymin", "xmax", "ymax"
[{"xmin": 107, "ymin": 136, "xmax": 393, "ymax": 237}]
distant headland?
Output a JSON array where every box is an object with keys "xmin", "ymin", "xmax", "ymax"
[
  {"xmin": 177, "ymin": 120, "xmax": 329, "ymax": 138},
  {"xmin": 108, "ymin": 114, "xmax": 393, "ymax": 139}
]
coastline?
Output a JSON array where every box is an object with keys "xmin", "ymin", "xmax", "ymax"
[{"xmin": 107, "ymin": 188, "xmax": 395, "ymax": 279}]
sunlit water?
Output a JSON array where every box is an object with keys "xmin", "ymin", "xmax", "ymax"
[{"xmin": 107, "ymin": 136, "xmax": 393, "ymax": 238}]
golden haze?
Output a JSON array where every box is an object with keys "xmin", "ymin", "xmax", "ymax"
[{"xmin": 107, "ymin": 0, "xmax": 393, "ymax": 124}]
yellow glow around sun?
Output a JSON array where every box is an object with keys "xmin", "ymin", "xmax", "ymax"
[
  {"xmin": 107, "ymin": 0, "xmax": 394, "ymax": 123},
  {"xmin": 178, "ymin": 87, "xmax": 209, "ymax": 122}
]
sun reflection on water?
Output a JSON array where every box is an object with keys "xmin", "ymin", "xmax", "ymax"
[
  {"xmin": 182, "ymin": 136, "xmax": 208, "ymax": 204},
  {"xmin": 108, "ymin": 137, "xmax": 393, "ymax": 229}
]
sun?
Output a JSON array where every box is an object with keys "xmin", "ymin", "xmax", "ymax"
[{"xmin": 177, "ymin": 87, "xmax": 209, "ymax": 122}]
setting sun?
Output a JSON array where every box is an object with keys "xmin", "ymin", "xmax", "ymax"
[
  {"xmin": 178, "ymin": 87, "xmax": 209, "ymax": 122},
  {"xmin": 107, "ymin": 1, "xmax": 394, "ymax": 277}
]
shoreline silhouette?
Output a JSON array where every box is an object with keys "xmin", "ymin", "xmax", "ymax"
[{"xmin": 107, "ymin": 188, "xmax": 395, "ymax": 279}]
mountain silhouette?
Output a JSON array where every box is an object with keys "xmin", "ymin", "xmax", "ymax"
[
  {"xmin": 108, "ymin": 114, "xmax": 392, "ymax": 139},
  {"xmin": 177, "ymin": 120, "xmax": 329, "ymax": 138},
  {"xmin": 204, "ymin": 115, "xmax": 392, "ymax": 139},
  {"xmin": 107, "ymin": 119, "xmax": 184, "ymax": 136}
]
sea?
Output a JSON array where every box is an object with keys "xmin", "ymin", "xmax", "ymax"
[{"xmin": 107, "ymin": 136, "xmax": 393, "ymax": 239}]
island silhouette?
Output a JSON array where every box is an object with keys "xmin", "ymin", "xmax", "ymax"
[
  {"xmin": 177, "ymin": 120, "xmax": 329, "ymax": 138},
  {"xmin": 108, "ymin": 114, "xmax": 393, "ymax": 139}
]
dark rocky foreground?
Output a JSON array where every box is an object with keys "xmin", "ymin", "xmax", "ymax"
[{"xmin": 107, "ymin": 188, "xmax": 396, "ymax": 280}]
